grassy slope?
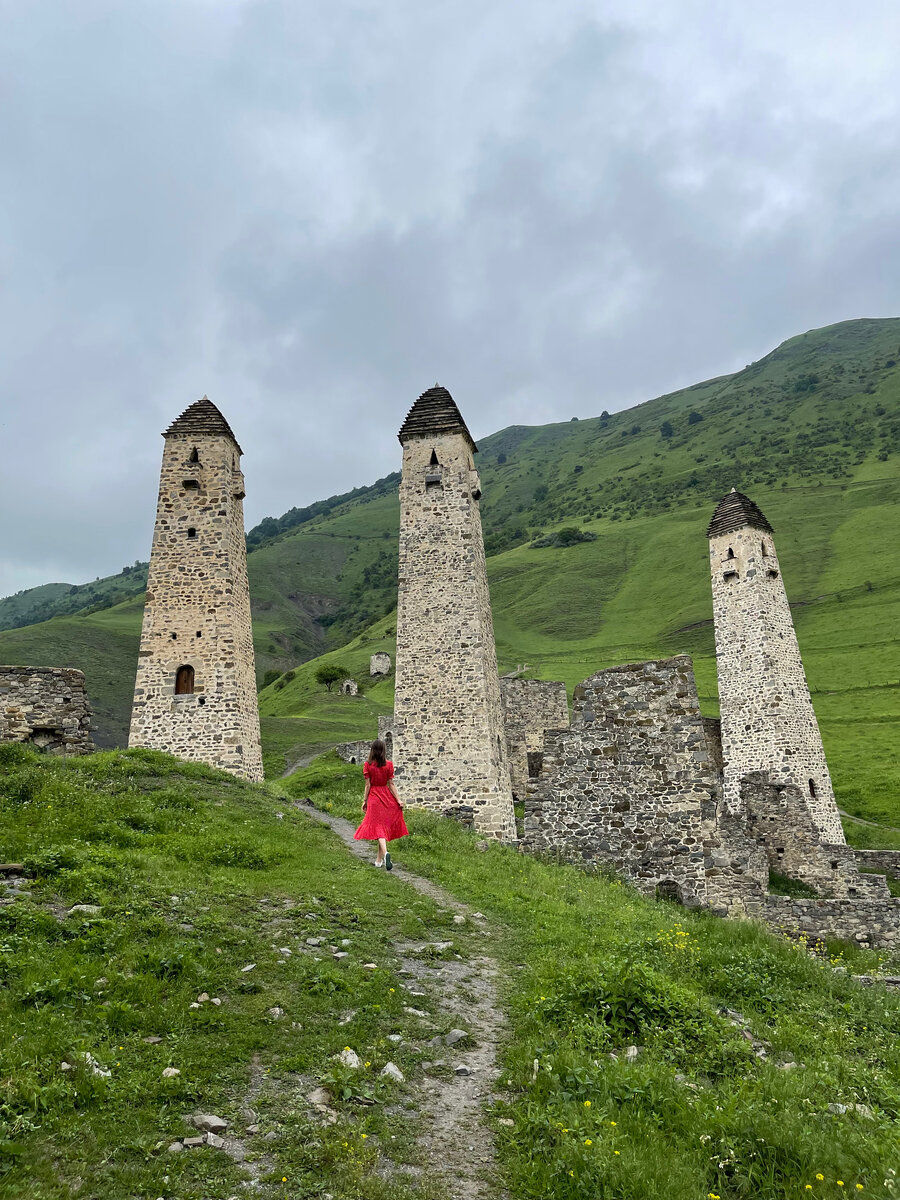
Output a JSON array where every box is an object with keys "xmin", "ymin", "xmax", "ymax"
[
  {"xmin": 3, "ymin": 747, "xmax": 900, "ymax": 1200},
  {"xmin": 3, "ymin": 317, "xmax": 899, "ymax": 830}
]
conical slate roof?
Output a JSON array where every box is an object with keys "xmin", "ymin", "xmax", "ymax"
[
  {"xmin": 164, "ymin": 396, "xmax": 242, "ymax": 453},
  {"xmin": 397, "ymin": 385, "xmax": 477, "ymax": 451},
  {"xmin": 706, "ymin": 488, "xmax": 774, "ymax": 538}
]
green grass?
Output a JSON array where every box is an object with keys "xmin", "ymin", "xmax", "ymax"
[
  {"xmin": 0, "ymin": 745, "xmax": 486, "ymax": 1199},
  {"xmin": 287, "ymin": 754, "xmax": 900, "ymax": 1200}
]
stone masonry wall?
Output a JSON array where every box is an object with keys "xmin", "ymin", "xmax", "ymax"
[
  {"xmin": 741, "ymin": 773, "xmax": 888, "ymax": 900},
  {"xmin": 0, "ymin": 666, "xmax": 94, "ymax": 755},
  {"xmin": 335, "ymin": 741, "xmax": 370, "ymax": 764},
  {"xmin": 523, "ymin": 657, "xmax": 719, "ymax": 905},
  {"xmin": 709, "ymin": 525, "xmax": 844, "ymax": 843},
  {"xmin": 499, "ymin": 678, "xmax": 569, "ymax": 799},
  {"xmin": 754, "ymin": 893, "xmax": 900, "ymax": 950},
  {"xmin": 129, "ymin": 416, "xmax": 263, "ymax": 782},
  {"xmin": 392, "ymin": 428, "xmax": 515, "ymax": 840},
  {"xmin": 854, "ymin": 850, "xmax": 900, "ymax": 880}
]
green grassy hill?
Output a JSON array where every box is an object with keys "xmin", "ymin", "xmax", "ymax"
[
  {"xmin": 2, "ymin": 745, "xmax": 898, "ymax": 1199},
  {"xmin": 2, "ymin": 317, "xmax": 899, "ymax": 830}
]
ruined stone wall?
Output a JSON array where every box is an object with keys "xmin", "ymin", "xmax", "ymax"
[
  {"xmin": 754, "ymin": 893, "xmax": 900, "ymax": 950},
  {"xmin": 335, "ymin": 741, "xmax": 370, "ymax": 765},
  {"xmin": 392, "ymin": 430, "xmax": 515, "ymax": 840},
  {"xmin": 499, "ymin": 678, "xmax": 569, "ymax": 799},
  {"xmin": 709, "ymin": 526, "xmax": 843, "ymax": 842},
  {"xmin": 702, "ymin": 717, "xmax": 723, "ymax": 774},
  {"xmin": 129, "ymin": 422, "xmax": 263, "ymax": 781},
  {"xmin": 523, "ymin": 657, "xmax": 718, "ymax": 905},
  {"xmin": 741, "ymin": 773, "xmax": 888, "ymax": 900},
  {"xmin": 854, "ymin": 850, "xmax": 900, "ymax": 880},
  {"xmin": 0, "ymin": 667, "xmax": 94, "ymax": 755},
  {"xmin": 370, "ymin": 653, "xmax": 391, "ymax": 676}
]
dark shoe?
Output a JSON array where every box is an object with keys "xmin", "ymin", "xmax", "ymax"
[{"xmin": 384, "ymin": 852, "xmax": 393, "ymax": 872}]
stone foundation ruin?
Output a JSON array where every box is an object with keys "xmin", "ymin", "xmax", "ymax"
[{"xmin": 0, "ymin": 666, "xmax": 94, "ymax": 756}]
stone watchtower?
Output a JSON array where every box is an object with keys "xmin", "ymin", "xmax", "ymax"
[
  {"xmin": 708, "ymin": 489, "xmax": 843, "ymax": 842},
  {"xmin": 128, "ymin": 397, "xmax": 263, "ymax": 782},
  {"xmin": 392, "ymin": 386, "xmax": 516, "ymax": 840}
]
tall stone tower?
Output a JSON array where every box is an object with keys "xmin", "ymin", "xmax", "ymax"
[
  {"xmin": 129, "ymin": 397, "xmax": 263, "ymax": 782},
  {"xmin": 393, "ymin": 385, "xmax": 516, "ymax": 840},
  {"xmin": 707, "ymin": 489, "xmax": 843, "ymax": 843}
]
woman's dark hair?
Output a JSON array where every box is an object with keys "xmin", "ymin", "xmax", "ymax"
[{"xmin": 368, "ymin": 739, "xmax": 387, "ymax": 767}]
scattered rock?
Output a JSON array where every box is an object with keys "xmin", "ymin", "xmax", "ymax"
[
  {"xmin": 60, "ymin": 1061, "xmax": 73, "ymax": 1072},
  {"xmin": 162, "ymin": 1067, "xmax": 181, "ymax": 1078},
  {"xmin": 341, "ymin": 938, "xmax": 351, "ymax": 947},
  {"xmin": 167, "ymin": 1141, "xmax": 183, "ymax": 1152},
  {"xmin": 363, "ymin": 963, "xmax": 378, "ymax": 970},
  {"xmin": 308, "ymin": 1087, "xmax": 333, "ymax": 1107},
  {"xmin": 828, "ymin": 1102, "xmax": 874, "ymax": 1119},
  {"xmin": 497, "ymin": 1118, "xmax": 514, "ymax": 1127},
  {"xmin": 143, "ymin": 1036, "xmax": 163, "ymax": 1045},
  {"xmin": 444, "ymin": 1029, "xmax": 469, "ymax": 1046},
  {"xmin": 624, "ymin": 1046, "xmax": 640, "ymax": 1063},
  {"xmin": 206, "ymin": 1133, "xmax": 226, "ymax": 1149},
  {"xmin": 0, "ymin": 864, "xmax": 27, "ymax": 875},
  {"xmin": 381, "ymin": 1062, "xmax": 405, "ymax": 1082},
  {"xmin": 387, "ymin": 1034, "xmax": 403, "ymax": 1043},
  {"xmin": 455, "ymin": 1065, "xmax": 472, "ymax": 1076},
  {"xmin": 333, "ymin": 952, "xmax": 349, "ymax": 963},
  {"xmin": 189, "ymin": 1003, "xmax": 200, "ymax": 1010},
  {"xmin": 264, "ymin": 1131, "xmax": 279, "ymax": 1142},
  {"xmin": 67, "ymin": 904, "xmax": 101, "ymax": 918},
  {"xmin": 183, "ymin": 1136, "xmax": 205, "ymax": 1148},
  {"xmin": 246, "ymin": 1124, "xmax": 259, "ymax": 1135},
  {"xmin": 211, "ymin": 997, "xmax": 222, "ymax": 1006},
  {"xmin": 190, "ymin": 1113, "xmax": 228, "ymax": 1134},
  {"xmin": 404, "ymin": 1007, "xmax": 429, "ymax": 1019},
  {"xmin": 306, "ymin": 938, "xmax": 323, "ymax": 947},
  {"xmin": 338, "ymin": 1010, "xmax": 357, "ymax": 1024},
  {"xmin": 338, "ymin": 1048, "xmax": 362, "ymax": 1069},
  {"xmin": 240, "ymin": 964, "xmax": 256, "ymax": 973},
  {"xmin": 268, "ymin": 1007, "xmax": 284, "ymax": 1020},
  {"xmin": 81, "ymin": 1052, "xmax": 111, "ymax": 1078},
  {"xmin": 453, "ymin": 914, "xmax": 466, "ymax": 925}
]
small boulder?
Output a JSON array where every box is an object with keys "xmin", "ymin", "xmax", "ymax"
[
  {"xmin": 380, "ymin": 1062, "xmax": 405, "ymax": 1082},
  {"xmin": 455, "ymin": 1065, "xmax": 472, "ymax": 1076},
  {"xmin": 444, "ymin": 1029, "xmax": 469, "ymax": 1047},
  {"xmin": 268, "ymin": 1007, "xmax": 285, "ymax": 1020},
  {"xmin": 67, "ymin": 904, "xmax": 101, "ymax": 918},
  {"xmin": 162, "ymin": 1067, "xmax": 181, "ymax": 1078},
  {"xmin": 183, "ymin": 1136, "xmax": 205, "ymax": 1148},
  {"xmin": 205, "ymin": 1133, "xmax": 226, "ymax": 1149},
  {"xmin": 143, "ymin": 1036, "xmax": 163, "ymax": 1045},
  {"xmin": 190, "ymin": 1114, "xmax": 228, "ymax": 1134},
  {"xmin": 167, "ymin": 1141, "xmax": 183, "ymax": 1153},
  {"xmin": 338, "ymin": 1048, "xmax": 362, "ymax": 1069},
  {"xmin": 308, "ymin": 1087, "xmax": 332, "ymax": 1107}
]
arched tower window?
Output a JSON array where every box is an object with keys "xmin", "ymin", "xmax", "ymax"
[
  {"xmin": 429, "ymin": 449, "xmax": 439, "ymax": 466},
  {"xmin": 761, "ymin": 541, "xmax": 768, "ymax": 557},
  {"xmin": 175, "ymin": 665, "xmax": 195, "ymax": 695},
  {"xmin": 189, "ymin": 447, "xmax": 200, "ymax": 463},
  {"xmin": 808, "ymin": 778, "xmax": 817, "ymax": 799},
  {"xmin": 726, "ymin": 546, "xmax": 735, "ymax": 559}
]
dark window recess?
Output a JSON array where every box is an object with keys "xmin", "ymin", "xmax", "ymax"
[
  {"xmin": 723, "ymin": 570, "xmax": 738, "ymax": 582},
  {"xmin": 527, "ymin": 750, "xmax": 544, "ymax": 778},
  {"xmin": 831, "ymin": 861, "xmax": 839, "ymax": 870},
  {"xmin": 350, "ymin": 757, "xmax": 356, "ymax": 765},
  {"xmin": 761, "ymin": 541, "xmax": 768, "ymax": 556},
  {"xmin": 187, "ymin": 527, "xmax": 197, "ymax": 538},
  {"xmin": 808, "ymin": 778, "xmax": 817, "ymax": 798},
  {"xmin": 196, "ymin": 630, "xmax": 202, "ymax": 638},
  {"xmin": 429, "ymin": 449, "xmax": 439, "ymax": 466},
  {"xmin": 726, "ymin": 546, "xmax": 735, "ymax": 559},
  {"xmin": 767, "ymin": 568, "xmax": 779, "ymax": 579},
  {"xmin": 175, "ymin": 665, "xmax": 195, "ymax": 695},
  {"xmin": 182, "ymin": 479, "xmax": 200, "ymax": 490},
  {"xmin": 848, "ymin": 888, "xmax": 857, "ymax": 898},
  {"xmin": 170, "ymin": 632, "xmax": 177, "ymax": 640},
  {"xmin": 198, "ymin": 696, "xmax": 206, "ymax": 706},
  {"xmin": 776, "ymin": 847, "xmax": 785, "ymax": 855},
  {"xmin": 425, "ymin": 473, "xmax": 442, "ymax": 488},
  {"xmin": 189, "ymin": 447, "xmax": 200, "ymax": 463},
  {"xmin": 656, "ymin": 880, "xmax": 684, "ymax": 905}
]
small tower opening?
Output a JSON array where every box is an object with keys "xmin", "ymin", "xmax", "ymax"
[
  {"xmin": 175, "ymin": 665, "xmax": 195, "ymax": 695},
  {"xmin": 187, "ymin": 527, "xmax": 197, "ymax": 538},
  {"xmin": 726, "ymin": 546, "xmax": 735, "ymax": 559},
  {"xmin": 808, "ymin": 778, "xmax": 817, "ymax": 799},
  {"xmin": 429, "ymin": 449, "xmax": 439, "ymax": 466},
  {"xmin": 189, "ymin": 447, "xmax": 200, "ymax": 464},
  {"xmin": 761, "ymin": 540, "xmax": 768, "ymax": 557},
  {"xmin": 182, "ymin": 479, "xmax": 200, "ymax": 490}
]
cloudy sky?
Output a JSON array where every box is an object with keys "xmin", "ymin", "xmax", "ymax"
[{"xmin": 2, "ymin": 0, "xmax": 899, "ymax": 596}]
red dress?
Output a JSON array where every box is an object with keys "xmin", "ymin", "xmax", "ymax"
[{"xmin": 354, "ymin": 761, "xmax": 409, "ymax": 843}]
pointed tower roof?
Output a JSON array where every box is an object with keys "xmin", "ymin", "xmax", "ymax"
[
  {"xmin": 163, "ymin": 396, "xmax": 242, "ymax": 453},
  {"xmin": 397, "ymin": 385, "xmax": 477, "ymax": 452},
  {"xmin": 707, "ymin": 488, "xmax": 774, "ymax": 538}
]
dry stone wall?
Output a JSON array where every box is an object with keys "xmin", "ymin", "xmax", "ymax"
[
  {"xmin": 392, "ymin": 392, "xmax": 515, "ymax": 841},
  {"xmin": 523, "ymin": 657, "xmax": 719, "ymax": 905},
  {"xmin": 370, "ymin": 653, "xmax": 391, "ymax": 676},
  {"xmin": 854, "ymin": 850, "xmax": 900, "ymax": 880},
  {"xmin": 709, "ymin": 511, "xmax": 843, "ymax": 842},
  {"xmin": 499, "ymin": 678, "xmax": 569, "ymax": 799},
  {"xmin": 0, "ymin": 666, "xmax": 94, "ymax": 755},
  {"xmin": 129, "ymin": 401, "xmax": 263, "ymax": 782},
  {"xmin": 755, "ymin": 893, "xmax": 900, "ymax": 950}
]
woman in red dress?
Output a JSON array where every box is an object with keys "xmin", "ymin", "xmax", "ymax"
[{"xmin": 354, "ymin": 739, "xmax": 408, "ymax": 870}]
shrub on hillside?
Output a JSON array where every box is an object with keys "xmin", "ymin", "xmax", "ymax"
[{"xmin": 530, "ymin": 527, "xmax": 597, "ymax": 549}]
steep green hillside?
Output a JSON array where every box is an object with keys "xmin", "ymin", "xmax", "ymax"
[
  {"xmin": 2, "ymin": 317, "xmax": 899, "ymax": 827},
  {"xmin": 0, "ymin": 566, "xmax": 148, "ymax": 633}
]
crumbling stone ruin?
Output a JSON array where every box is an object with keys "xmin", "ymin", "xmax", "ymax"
[
  {"xmin": 0, "ymin": 666, "xmax": 94, "ymax": 755},
  {"xmin": 708, "ymin": 489, "xmax": 843, "ymax": 842},
  {"xmin": 128, "ymin": 397, "xmax": 263, "ymax": 782},
  {"xmin": 499, "ymin": 677, "xmax": 569, "ymax": 800},
  {"xmin": 391, "ymin": 386, "xmax": 515, "ymax": 840},
  {"xmin": 369, "ymin": 653, "xmax": 391, "ymax": 676},
  {"xmin": 340, "ymin": 678, "xmax": 359, "ymax": 696},
  {"xmin": 518, "ymin": 490, "xmax": 900, "ymax": 948}
]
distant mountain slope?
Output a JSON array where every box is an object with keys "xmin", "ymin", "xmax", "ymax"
[{"xmin": 2, "ymin": 316, "xmax": 899, "ymax": 814}]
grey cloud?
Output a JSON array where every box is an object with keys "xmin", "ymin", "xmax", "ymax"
[{"xmin": 1, "ymin": 0, "xmax": 899, "ymax": 594}]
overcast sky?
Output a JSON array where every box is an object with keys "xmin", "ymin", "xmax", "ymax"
[{"xmin": 2, "ymin": 0, "xmax": 899, "ymax": 596}]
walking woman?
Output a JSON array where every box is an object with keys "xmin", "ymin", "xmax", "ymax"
[{"xmin": 354, "ymin": 739, "xmax": 408, "ymax": 869}]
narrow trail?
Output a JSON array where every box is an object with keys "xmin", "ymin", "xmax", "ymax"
[
  {"xmin": 839, "ymin": 807, "xmax": 900, "ymax": 834},
  {"xmin": 297, "ymin": 802, "xmax": 507, "ymax": 1200}
]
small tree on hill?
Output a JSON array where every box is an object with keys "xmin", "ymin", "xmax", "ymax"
[
  {"xmin": 688, "ymin": 410, "xmax": 704, "ymax": 425},
  {"xmin": 316, "ymin": 664, "xmax": 350, "ymax": 692},
  {"xmin": 660, "ymin": 421, "xmax": 674, "ymax": 439}
]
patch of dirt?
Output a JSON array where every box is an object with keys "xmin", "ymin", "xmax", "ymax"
[{"xmin": 297, "ymin": 802, "xmax": 508, "ymax": 1200}]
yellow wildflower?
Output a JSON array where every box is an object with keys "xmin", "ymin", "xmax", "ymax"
[
  {"xmin": 584, "ymin": 1138, "xmax": 592, "ymax": 1146},
  {"xmin": 583, "ymin": 1100, "xmax": 591, "ymax": 1108},
  {"xmin": 817, "ymin": 1176, "xmax": 824, "ymax": 1182}
]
